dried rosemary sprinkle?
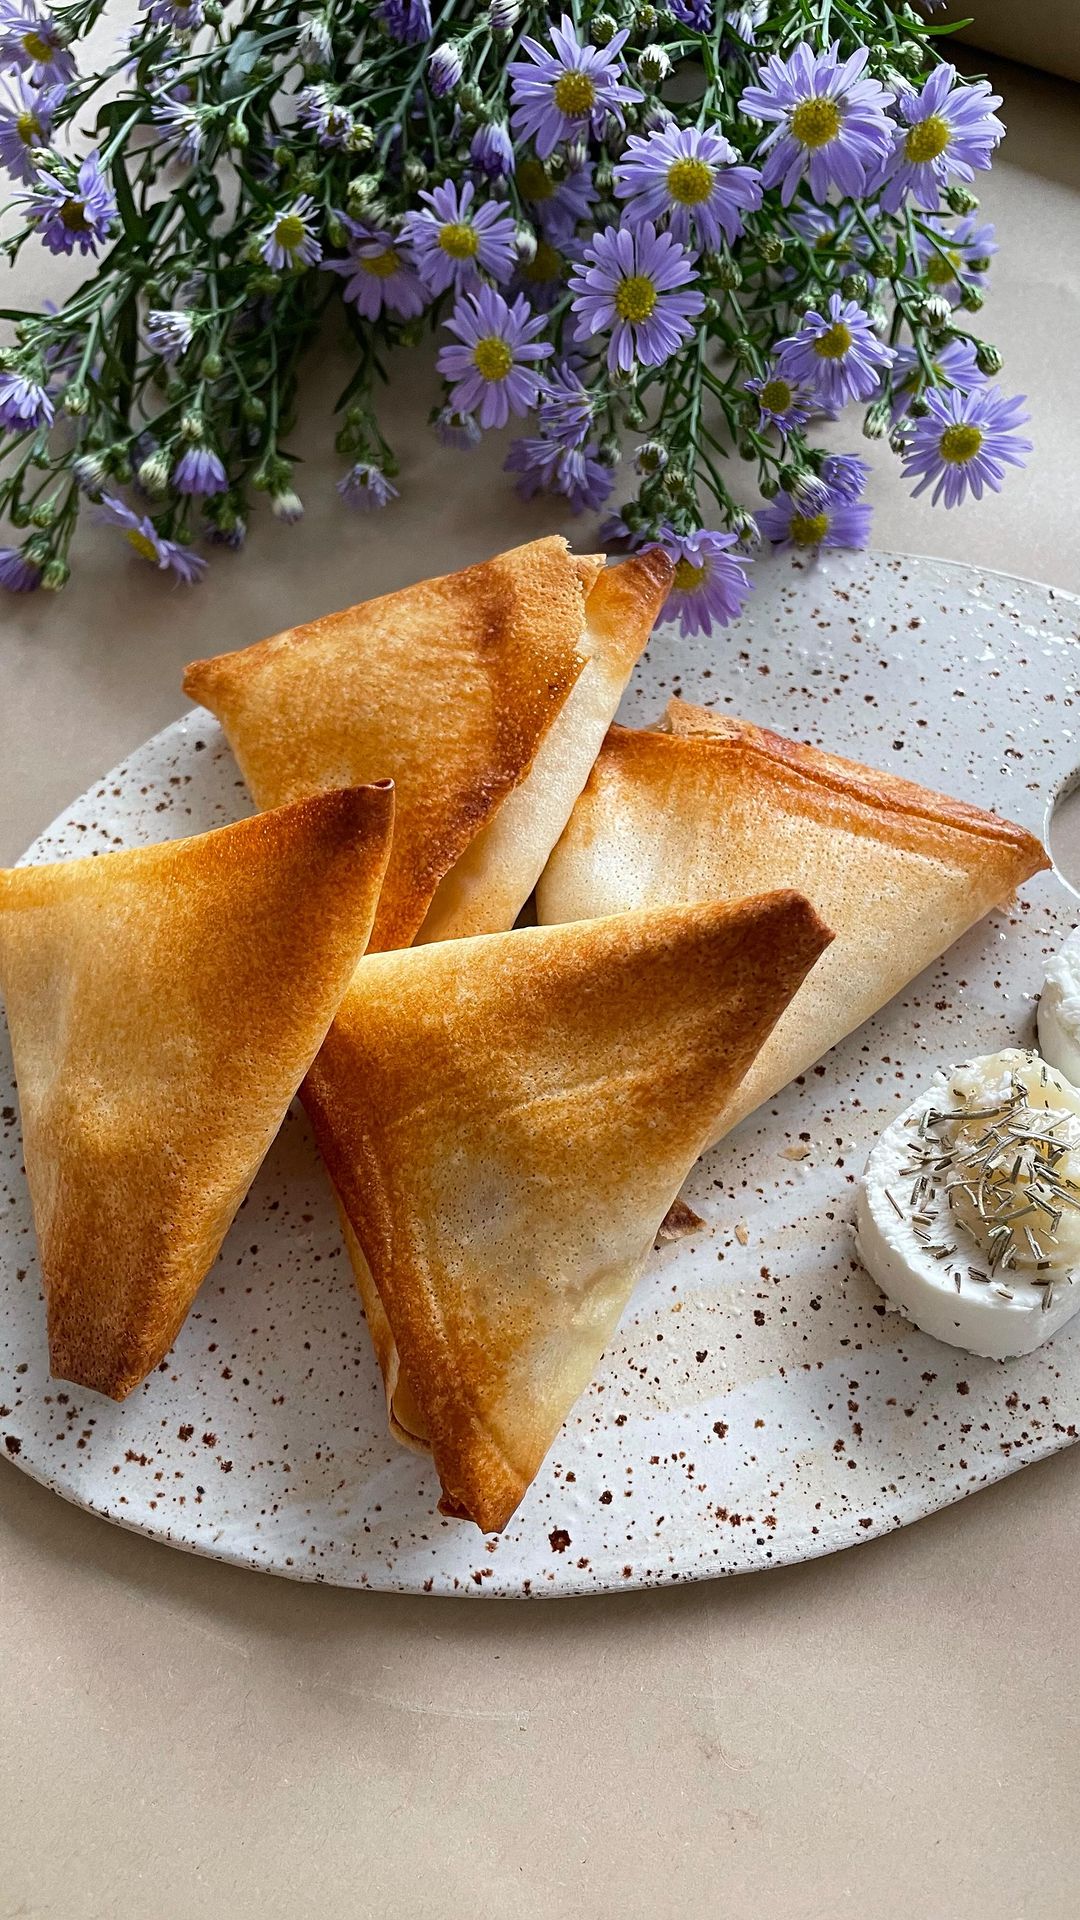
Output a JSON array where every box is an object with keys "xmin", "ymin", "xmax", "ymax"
[{"xmin": 893, "ymin": 1076, "xmax": 1080, "ymax": 1287}]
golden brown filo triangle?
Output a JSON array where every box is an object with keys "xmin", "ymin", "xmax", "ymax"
[
  {"xmin": 536, "ymin": 700, "xmax": 1050, "ymax": 1141},
  {"xmin": 0, "ymin": 785, "xmax": 394, "ymax": 1401},
  {"xmin": 183, "ymin": 536, "xmax": 671, "ymax": 951},
  {"xmin": 302, "ymin": 893, "xmax": 833, "ymax": 1532}
]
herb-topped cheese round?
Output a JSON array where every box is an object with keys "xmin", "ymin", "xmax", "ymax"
[{"xmin": 855, "ymin": 1049, "xmax": 1080, "ymax": 1360}]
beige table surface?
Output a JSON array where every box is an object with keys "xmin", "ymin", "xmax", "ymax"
[{"xmin": 2, "ymin": 48, "xmax": 1080, "ymax": 1920}]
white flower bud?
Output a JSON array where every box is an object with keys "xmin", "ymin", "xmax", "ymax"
[
  {"xmin": 297, "ymin": 14, "xmax": 332, "ymax": 69},
  {"xmin": 270, "ymin": 487, "xmax": 304, "ymax": 523},
  {"xmin": 637, "ymin": 45, "xmax": 671, "ymax": 84},
  {"xmin": 862, "ymin": 397, "xmax": 892, "ymax": 440},
  {"xmin": 137, "ymin": 449, "xmax": 172, "ymax": 497},
  {"xmin": 920, "ymin": 294, "xmax": 952, "ymax": 332}
]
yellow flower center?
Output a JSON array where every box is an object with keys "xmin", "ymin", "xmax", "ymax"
[
  {"xmin": 523, "ymin": 239, "xmax": 562, "ymax": 284},
  {"xmin": 275, "ymin": 213, "xmax": 306, "ymax": 252},
  {"xmin": 21, "ymin": 28, "xmax": 55, "ymax": 61},
  {"xmin": 61, "ymin": 197, "xmax": 89, "ymax": 232},
  {"xmin": 516, "ymin": 159, "xmax": 554, "ymax": 202},
  {"xmin": 925, "ymin": 248, "xmax": 961, "ymax": 286},
  {"xmin": 614, "ymin": 273, "xmax": 658, "ymax": 324},
  {"xmin": 666, "ymin": 157, "xmax": 713, "ymax": 207},
  {"xmin": 16, "ymin": 109, "xmax": 40, "ymax": 145},
  {"xmin": 126, "ymin": 529, "xmax": 159, "ymax": 563},
  {"xmin": 472, "ymin": 335, "xmax": 514, "ymax": 382},
  {"xmin": 439, "ymin": 220, "xmax": 479, "ymax": 259},
  {"xmin": 790, "ymin": 96, "xmax": 842, "ymax": 150},
  {"xmin": 813, "ymin": 321, "xmax": 852, "ymax": 361},
  {"xmin": 790, "ymin": 511, "xmax": 829, "ymax": 546},
  {"xmin": 939, "ymin": 423, "xmax": 983, "ymax": 465},
  {"xmin": 361, "ymin": 247, "xmax": 400, "ymax": 278},
  {"xmin": 552, "ymin": 70, "xmax": 596, "ymax": 117},
  {"xmin": 672, "ymin": 559, "xmax": 708, "ymax": 592},
  {"xmin": 905, "ymin": 114, "xmax": 951, "ymax": 165},
  {"xmin": 759, "ymin": 377, "xmax": 794, "ymax": 413}
]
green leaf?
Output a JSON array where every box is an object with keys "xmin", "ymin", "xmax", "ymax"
[
  {"xmin": 219, "ymin": 28, "xmax": 266, "ymax": 102},
  {"xmin": 906, "ymin": 16, "xmax": 974, "ymax": 34},
  {"xmin": 109, "ymin": 153, "xmax": 148, "ymax": 248},
  {"xmin": 95, "ymin": 97, "xmax": 146, "ymax": 134}
]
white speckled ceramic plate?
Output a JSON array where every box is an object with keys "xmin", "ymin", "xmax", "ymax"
[{"xmin": 2, "ymin": 551, "xmax": 1079, "ymax": 1596}]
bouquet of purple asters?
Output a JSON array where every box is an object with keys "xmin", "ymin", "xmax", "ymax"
[{"xmin": 0, "ymin": 0, "xmax": 1030, "ymax": 631}]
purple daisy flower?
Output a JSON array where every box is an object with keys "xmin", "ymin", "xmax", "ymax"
[
  {"xmin": 505, "ymin": 434, "xmax": 573, "ymax": 498},
  {"xmin": 22, "ymin": 148, "xmax": 117, "ymax": 256},
  {"xmin": 470, "ymin": 121, "xmax": 514, "ymax": 179},
  {"xmin": 913, "ymin": 214, "xmax": 997, "ymax": 305},
  {"xmin": 433, "ymin": 406, "xmax": 482, "ymax": 450},
  {"xmin": 818, "ymin": 452, "xmax": 869, "ymax": 502},
  {"xmin": 151, "ymin": 94, "xmax": 203, "ymax": 165},
  {"xmin": 403, "ymin": 177, "xmax": 516, "ymax": 294},
  {"xmin": 323, "ymin": 216, "xmax": 425, "ymax": 320},
  {"xmin": 427, "ymin": 41, "xmax": 463, "ymax": 97},
  {"xmin": 173, "ymin": 445, "xmax": 228, "ymax": 496},
  {"xmin": 0, "ymin": 75, "xmax": 63, "ymax": 184},
  {"xmin": 260, "ymin": 195, "xmax": 321, "ymax": 271},
  {"xmin": 889, "ymin": 335, "xmax": 986, "ymax": 424},
  {"xmin": 569, "ymin": 221, "xmax": 705, "ymax": 375},
  {"xmin": 724, "ymin": 2, "xmax": 769, "ymax": 46},
  {"xmin": 295, "ymin": 84, "xmax": 353, "ymax": 149},
  {"xmin": 739, "ymin": 42, "xmax": 894, "ymax": 206},
  {"xmin": 774, "ymin": 294, "xmax": 893, "ymax": 408},
  {"xmin": 879, "ymin": 65, "xmax": 1004, "ymax": 214},
  {"xmin": 757, "ymin": 488, "xmax": 872, "ymax": 551},
  {"xmin": 436, "ymin": 283, "xmax": 552, "ymax": 430},
  {"xmin": 536, "ymin": 361, "xmax": 595, "ymax": 448},
  {"xmin": 654, "ymin": 527, "xmax": 752, "ymax": 637},
  {"xmin": 0, "ymin": 366, "xmax": 53, "ymax": 430},
  {"xmin": 98, "ymin": 494, "xmax": 206, "ymax": 581},
  {"xmin": 0, "ymin": 544, "xmax": 42, "ymax": 592},
  {"xmin": 504, "ymin": 436, "xmax": 613, "ymax": 514},
  {"xmin": 140, "ymin": 0, "xmax": 203, "ymax": 28},
  {"xmin": 744, "ymin": 368, "xmax": 815, "ymax": 435},
  {"xmin": 669, "ymin": 0, "xmax": 712, "ymax": 28},
  {"xmin": 615, "ymin": 125, "xmax": 762, "ymax": 252},
  {"xmin": 508, "ymin": 13, "xmax": 641, "ymax": 161},
  {"xmin": 901, "ymin": 384, "xmax": 1030, "ymax": 508},
  {"xmin": 338, "ymin": 463, "xmax": 399, "ymax": 511},
  {"xmin": 0, "ymin": 4, "xmax": 75, "ymax": 84},
  {"xmin": 376, "ymin": 0, "xmax": 430, "ymax": 44},
  {"xmin": 557, "ymin": 444, "xmax": 614, "ymax": 515},
  {"xmin": 515, "ymin": 153, "xmax": 594, "ymax": 244},
  {"xmin": 144, "ymin": 307, "xmax": 196, "ymax": 362}
]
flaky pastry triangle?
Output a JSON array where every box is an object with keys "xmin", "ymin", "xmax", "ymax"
[
  {"xmin": 0, "ymin": 785, "xmax": 394, "ymax": 1399},
  {"xmin": 537, "ymin": 701, "xmax": 1049, "ymax": 1141},
  {"xmin": 184, "ymin": 537, "xmax": 670, "ymax": 950},
  {"xmin": 303, "ymin": 893, "xmax": 832, "ymax": 1530}
]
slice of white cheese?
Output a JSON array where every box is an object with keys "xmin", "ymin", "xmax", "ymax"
[
  {"xmin": 856, "ymin": 1051, "xmax": 1080, "ymax": 1360},
  {"xmin": 1038, "ymin": 928, "xmax": 1080, "ymax": 1090}
]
